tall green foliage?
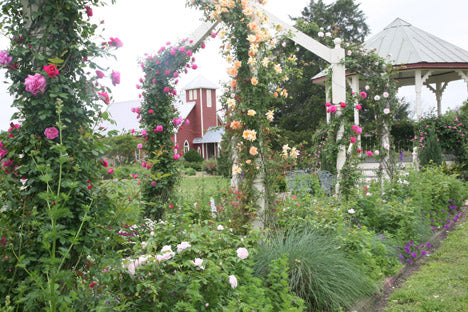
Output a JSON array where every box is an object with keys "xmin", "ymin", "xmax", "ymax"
[{"xmin": 0, "ymin": 0, "xmax": 117, "ymax": 309}]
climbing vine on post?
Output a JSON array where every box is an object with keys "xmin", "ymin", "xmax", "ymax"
[
  {"xmin": 137, "ymin": 40, "xmax": 204, "ymax": 218},
  {"xmin": 0, "ymin": 0, "xmax": 119, "ymax": 309},
  {"xmin": 188, "ymin": 0, "xmax": 299, "ymax": 227}
]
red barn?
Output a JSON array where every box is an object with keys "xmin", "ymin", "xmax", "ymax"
[{"xmin": 174, "ymin": 76, "xmax": 224, "ymax": 160}]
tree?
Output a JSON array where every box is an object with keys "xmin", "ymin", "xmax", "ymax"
[{"xmin": 275, "ymin": 0, "xmax": 369, "ymax": 147}]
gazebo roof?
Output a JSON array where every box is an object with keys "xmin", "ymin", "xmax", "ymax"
[
  {"xmin": 365, "ymin": 18, "xmax": 468, "ymax": 65},
  {"xmin": 313, "ymin": 18, "xmax": 468, "ymax": 85}
]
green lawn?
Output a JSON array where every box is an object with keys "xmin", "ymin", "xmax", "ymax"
[
  {"xmin": 385, "ymin": 220, "xmax": 468, "ymax": 312},
  {"xmin": 178, "ymin": 175, "xmax": 230, "ymax": 204}
]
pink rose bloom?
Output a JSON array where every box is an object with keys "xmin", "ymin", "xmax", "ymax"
[
  {"xmin": 383, "ymin": 92, "xmax": 389, "ymax": 98},
  {"xmin": 101, "ymin": 158, "xmax": 109, "ymax": 167},
  {"xmin": 98, "ymin": 91, "xmax": 110, "ymax": 104},
  {"xmin": 179, "ymin": 47, "xmax": 185, "ymax": 53},
  {"xmin": 44, "ymin": 127, "xmax": 59, "ymax": 140},
  {"xmin": 43, "ymin": 64, "xmax": 59, "ymax": 77},
  {"xmin": 25, "ymin": 73, "xmax": 46, "ymax": 96},
  {"xmin": 172, "ymin": 118, "xmax": 183, "ymax": 127},
  {"xmin": 229, "ymin": 275, "xmax": 238, "ymax": 289},
  {"xmin": 85, "ymin": 6, "xmax": 93, "ymax": 17},
  {"xmin": 356, "ymin": 104, "xmax": 362, "ymax": 110},
  {"xmin": 383, "ymin": 108, "xmax": 390, "ymax": 115},
  {"xmin": 329, "ymin": 105, "xmax": 337, "ymax": 113},
  {"xmin": 0, "ymin": 50, "xmax": 13, "ymax": 66},
  {"xmin": 359, "ymin": 91, "xmax": 367, "ymax": 99},
  {"xmin": 366, "ymin": 151, "xmax": 373, "ymax": 157},
  {"xmin": 111, "ymin": 71, "xmax": 120, "ymax": 86},
  {"xmin": 155, "ymin": 125, "xmax": 163, "ymax": 132},
  {"xmin": 108, "ymin": 37, "xmax": 123, "ymax": 48},
  {"xmin": 96, "ymin": 70, "xmax": 104, "ymax": 78},
  {"xmin": 340, "ymin": 102, "xmax": 346, "ymax": 108},
  {"xmin": 107, "ymin": 168, "xmax": 114, "ymax": 174},
  {"xmin": 173, "ymin": 154, "xmax": 180, "ymax": 160},
  {"xmin": 148, "ymin": 109, "xmax": 154, "ymax": 114},
  {"xmin": 163, "ymin": 87, "xmax": 170, "ymax": 93},
  {"xmin": 350, "ymin": 137, "xmax": 356, "ymax": 143},
  {"xmin": 236, "ymin": 247, "xmax": 249, "ymax": 260},
  {"xmin": 141, "ymin": 130, "xmax": 147, "ymax": 136},
  {"xmin": 325, "ymin": 102, "xmax": 331, "ymax": 107},
  {"xmin": 151, "ymin": 181, "xmax": 157, "ymax": 187},
  {"xmin": 192, "ymin": 64, "xmax": 198, "ymax": 70},
  {"xmin": 137, "ymin": 144, "xmax": 143, "ymax": 149},
  {"xmin": 185, "ymin": 119, "xmax": 190, "ymax": 125}
]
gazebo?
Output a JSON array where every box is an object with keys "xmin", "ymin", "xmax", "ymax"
[{"xmin": 313, "ymin": 17, "xmax": 468, "ymax": 118}]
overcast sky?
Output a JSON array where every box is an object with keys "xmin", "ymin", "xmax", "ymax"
[{"xmin": 1, "ymin": 0, "xmax": 467, "ymax": 130}]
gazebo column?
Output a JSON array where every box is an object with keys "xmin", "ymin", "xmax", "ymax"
[
  {"xmin": 414, "ymin": 70, "xmax": 432, "ymax": 119},
  {"xmin": 456, "ymin": 70, "xmax": 468, "ymax": 93},
  {"xmin": 331, "ymin": 39, "xmax": 347, "ymax": 194},
  {"xmin": 426, "ymin": 82, "xmax": 448, "ymax": 117},
  {"xmin": 325, "ymin": 85, "xmax": 331, "ymax": 124}
]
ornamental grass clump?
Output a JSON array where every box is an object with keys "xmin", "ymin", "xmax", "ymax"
[{"xmin": 253, "ymin": 228, "xmax": 377, "ymax": 311}]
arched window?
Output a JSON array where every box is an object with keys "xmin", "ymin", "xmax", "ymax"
[{"xmin": 184, "ymin": 140, "xmax": 190, "ymax": 153}]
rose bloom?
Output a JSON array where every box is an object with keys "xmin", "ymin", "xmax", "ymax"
[
  {"xmin": 328, "ymin": 105, "xmax": 337, "ymax": 113},
  {"xmin": 227, "ymin": 67, "xmax": 238, "ymax": 77},
  {"xmin": 350, "ymin": 137, "xmax": 357, "ymax": 143},
  {"xmin": 111, "ymin": 71, "xmax": 120, "ymax": 86},
  {"xmin": 383, "ymin": 108, "xmax": 390, "ymax": 114},
  {"xmin": 340, "ymin": 102, "xmax": 346, "ymax": 108},
  {"xmin": 96, "ymin": 70, "xmax": 105, "ymax": 78},
  {"xmin": 177, "ymin": 241, "xmax": 191, "ymax": 253},
  {"xmin": 290, "ymin": 147, "xmax": 300, "ymax": 159},
  {"xmin": 236, "ymin": 247, "xmax": 249, "ymax": 260},
  {"xmin": 108, "ymin": 37, "xmax": 123, "ymax": 48},
  {"xmin": 25, "ymin": 73, "xmax": 46, "ymax": 96},
  {"xmin": 229, "ymin": 275, "xmax": 238, "ymax": 289},
  {"xmin": 242, "ymin": 129, "xmax": 257, "ymax": 141},
  {"xmin": 44, "ymin": 127, "xmax": 59, "ymax": 140},
  {"xmin": 233, "ymin": 60, "xmax": 242, "ymax": 69},
  {"xmin": 359, "ymin": 91, "xmax": 367, "ymax": 99},
  {"xmin": 249, "ymin": 146, "xmax": 258, "ymax": 156},
  {"xmin": 266, "ymin": 110, "xmax": 274, "ymax": 122},
  {"xmin": 98, "ymin": 91, "xmax": 109, "ymax": 104},
  {"xmin": 230, "ymin": 120, "xmax": 242, "ymax": 130},
  {"xmin": 232, "ymin": 165, "xmax": 242, "ymax": 175},
  {"xmin": 247, "ymin": 109, "xmax": 256, "ymax": 116},
  {"xmin": 251, "ymin": 77, "xmax": 258, "ymax": 86},
  {"xmin": 355, "ymin": 104, "xmax": 362, "ymax": 110},
  {"xmin": 0, "ymin": 50, "xmax": 13, "ymax": 66},
  {"xmin": 43, "ymin": 64, "xmax": 59, "ymax": 77},
  {"xmin": 227, "ymin": 98, "xmax": 236, "ymax": 109}
]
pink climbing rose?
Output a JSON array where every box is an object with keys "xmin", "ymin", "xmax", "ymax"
[
  {"xmin": 96, "ymin": 70, "xmax": 105, "ymax": 78},
  {"xmin": 111, "ymin": 71, "xmax": 120, "ymax": 86},
  {"xmin": 98, "ymin": 91, "xmax": 110, "ymax": 104},
  {"xmin": 359, "ymin": 91, "xmax": 367, "ymax": 99},
  {"xmin": 328, "ymin": 105, "xmax": 337, "ymax": 113},
  {"xmin": 173, "ymin": 154, "xmax": 180, "ymax": 160},
  {"xmin": 25, "ymin": 73, "xmax": 46, "ymax": 95},
  {"xmin": 108, "ymin": 37, "xmax": 123, "ymax": 48},
  {"xmin": 350, "ymin": 137, "xmax": 357, "ymax": 143},
  {"xmin": 44, "ymin": 127, "xmax": 59, "ymax": 140},
  {"xmin": 0, "ymin": 50, "xmax": 13, "ymax": 66}
]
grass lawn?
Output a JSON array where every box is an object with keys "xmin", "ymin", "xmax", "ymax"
[
  {"xmin": 179, "ymin": 174, "xmax": 230, "ymax": 204},
  {"xmin": 385, "ymin": 220, "xmax": 468, "ymax": 312}
]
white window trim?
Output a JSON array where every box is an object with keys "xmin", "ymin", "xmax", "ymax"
[
  {"xmin": 207, "ymin": 89, "xmax": 212, "ymax": 107},
  {"xmin": 184, "ymin": 140, "xmax": 190, "ymax": 153}
]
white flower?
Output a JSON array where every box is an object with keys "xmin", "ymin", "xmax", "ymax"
[
  {"xmin": 383, "ymin": 108, "xmax": 390, "ymax": 115},
  {"xmin": 177, "ymin": 241, "xmax": 191, "ymax": 253},
  {"xmin": 266, "ymin": 110, "xmax": 274, "ymax": 122},
  {"xmin": 383, "ymin": 92, "xmax": 389, "ymax": 98},
  {"xmin": 192, "ymin": 258, "xmax": 204, "ymax": 269},
  {"xmin": 262, "ymin": 57, "xmax": 270, "ymax": 67},
  {"xmin": 290, "ymin": 147, "xmax": 300, "ymax": 159},
  {"xmin": 374, "ymin": 150, "xmax": 380, "ymax": 156},
  {"xmin": 384, "ymin": 144, "xmax": 390, "ymax": 150},
  {"xmin": 374, "ymin": 95, "xmax": 380, "ymax": 101},
  {"xmin": 325, "ymin": 32, "xmax": 331, "ymax": 37},
  {"xmin": 229, "ymin": 275, "xmax": 238, "ymax": 289},
  {"xmin": 348, "ymin": 209, "xmax": 355, "ymax": 214},
  {"xmin": 347, "ymin": 50, "xmax": 352, "ymax": 56},
  {"xmin": 236, "ymin": 247, "xmax": 249, "ymax": 260},
  {"xmin": 232, "ymin": 165, "xmax": 242, "ymax": 175},
  {"xmin": 161, "ymin": 245, "xmax": 172, "ymax": 253},
  {"xmin": 274, "ymin": 64, "xmax": 282, "ymax": 74},
  {"xmin": 365, "ymin": 85, "xmax": 370, "ymax": 90},
  {"xmin": 318, "ymin": 31, "xmax": 324, "ymax": 37},
  {"xmin": 217, "ymin": 225, "xmax": 224, "ymax": 231}
]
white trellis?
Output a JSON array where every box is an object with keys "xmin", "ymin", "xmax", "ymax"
[{"xmin": 186, "ymin": 4, "xmax": 347, "ymax": 199}]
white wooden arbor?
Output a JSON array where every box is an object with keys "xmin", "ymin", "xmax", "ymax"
[{"xmin": 185, "ymin": 3, "xmax": 347, "ymax": 200}]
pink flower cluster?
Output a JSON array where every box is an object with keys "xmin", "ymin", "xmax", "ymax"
[
  {"xmin": 24, "ymin": 73, "xmax": 46, "ymax": 95},
  {"xmin": 0, "ymin": 50, "xmax": 13, "ymax": 66},
  {"xmin": 108, "ymin": 37, "xmax": 123, "ymax": 48},
  {"xmin": 44, "ymin": 127, "xmax": 59, "ymax": 140}
]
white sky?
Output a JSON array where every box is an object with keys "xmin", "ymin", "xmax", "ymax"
[{"xmin": 1, "ymin": 0, "xmax": 467, "ymax": 130}]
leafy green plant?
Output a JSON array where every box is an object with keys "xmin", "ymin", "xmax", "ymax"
[
  {"xmin": 254, "ymin": 228, "xmax": 377, "ymax": 311},
  {"xmin": 184, "ymin": 150, "xmax": 204, "ymax": 163}
]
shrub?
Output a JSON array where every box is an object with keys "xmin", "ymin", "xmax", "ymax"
[
  {"xmin": 419, "ymin": 131, "xmax": 442, "ymax": 167},
  {"xmin": 254, "ymin": 228, "xmax": 377, "ymax": 311},
  {"xmin": 184, "ymin": 167, "xmax": 197, "ymax": 176},
  {"xmin": 203, "ymin": 158, "xmax": 217, "ymax": 175},
  {"xmin": 184, "ymin": 150, "xmax": 204, "ymax": 163}
]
